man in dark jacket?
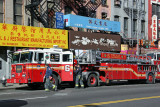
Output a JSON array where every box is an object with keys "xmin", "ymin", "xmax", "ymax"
[
  {"xmin": 45, "ymin": 64, "xmax": 56, "ymax": 91},
  {"xmin": 74, "ymin": 64, "xmax": 84, "ymax": 88}
]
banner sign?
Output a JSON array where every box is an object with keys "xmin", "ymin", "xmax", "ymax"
[
  {"xmin": 101, "ymin": 53, "xmax": 127, "ymax": 60},
  {"xmin": 69, "ymin": 31, "xmax": 121, "ymax": 51},
  {"xmin": 152, "ymin": 15, "xmax": 157, "ymax": 41},
  {"xmin": 0, "ymin": 23, "xmax": 68, "ymax": 49},
  {"xmin": 64, "ymin": 14, "xmax": 120, "ymax": 32}
]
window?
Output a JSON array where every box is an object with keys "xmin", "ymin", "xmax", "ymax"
[
  {"xmin": 114, "ymin": 15, "xmax": 119, "ymax": 21},
  {"xmin": 158, "ymin": 6, "xmax": 160, "ymax": 19},
  {"xmin": 37, "ymin": 53, "xmax": 44, "ymax": 62},
  {"xmin": 141, "ymin": 0, "xmax": 145, "ymax": 11},
  {"xmin": 133, "ymin": 0, "xmax": 137, "ymax": 9},
  {"xmin": 0, "ymin": 60, "xmax": 2, "ymax": 70},
  {"xmin": 152, "ymin": 4, "xmax": 157, "ymax": 16},
  {"xmin": 78, "ymin": 28, "xmax": 84, "ymax": 31},
  {"xmin": 141, "ymin": 21, "xmax": 145, "ymax": 39},
  {"xmin": 89, "ymin": 11, "xmax": 96, "ymax": 18},
  {"xmin": 147, "ymin": 53, "xmax": 154, "ymax": 59},
  {"xmin": 133, "ymin": 19, "xmax": 137, "ymax": 34},
  {"xmin": 102, "ymin": 0, "xmax": 107, "ymax": 6},
  {"xmin": 102, "ymin": 12, "xmax": 107, "ymax": 19},
  {"xmin": 124, "ymin": 0, "xmax": 128, "ymax": 8},
  {"xmin": 31, "ymin": 18, "xmax": 39, "ymax": 27},
  {"xmin": 157, "ymin": 54, "xmax": 160, "ymax": 60},
  {"xmin": 124, "ymin": 17, "xmax": 128, "ymax": 37},
  {"xmin": 114, "ymin": 0, "xmax": 121, "ymax": 8},
  {"xmin": 50, "ymin": 54, "xmax": 60, "ymax": 62},
  {"xmin": 63, "ymin": 54, "xmax": 72, "ymax": 62},
  {"xmin": 91, "ymin": 0, "xmax": 96, "ymax": 4},
  {"xmin": 0, "ymin": 0, "xmax": 3, "ymax": 23},
  {"xmin": 20, "ymin": 52, "xmax": 33, "ymax": 63},
  {"xmin": 14, "ymin": 0, "xmax": 23, "ymax": 25},
  {"xmin": 65, "ymin": 6, "xmax": 72, "ymax": 15},
  {"xmin": 12, "ymin": 53, "xmax": 20, "ymax": 64}
]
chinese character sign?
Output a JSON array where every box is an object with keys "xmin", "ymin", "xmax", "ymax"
[
  {"xmin": 0, "ymin": 23, "xmax": 68, "ymax": 49},
  {"xmin": 151, "ymin": 0, "xmax": 160, "ymax": 4},
  {"xmin": 64, "ymin": 14, "xmax": 121, "ymax": 32},
  {"xmin": 152, "ymin": 15, "xmax": 157, "ymax": 41}
]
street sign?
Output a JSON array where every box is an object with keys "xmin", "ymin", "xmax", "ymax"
[{"xmin": 56, "ymin": 12, "xmax": 64, "ymax": 29}]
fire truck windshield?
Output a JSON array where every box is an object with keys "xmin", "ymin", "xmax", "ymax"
[
  {"xmin": 12, "ymin": 53, "xmax": 20, "ymax": 64},
  {"xmin": 20, "ymin": 52, "xmax": 33, "ymax": 63}
]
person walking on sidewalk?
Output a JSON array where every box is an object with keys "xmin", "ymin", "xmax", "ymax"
[
  {"xmin": 74, "ymin": 64, "xmax": 84, "ymax": 88},
  {"xmin": 45, "ymin": 64, "xmax": 56, "ymax": 91}
]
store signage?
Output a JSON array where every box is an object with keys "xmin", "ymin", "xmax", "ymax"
[
  {"xmin": 121, "ymin": 44, "xmax": 128, "ymax": 51},
  {"xmin": 56, "ymin": 12, "xmax": 64, "ymax": 29},
  {"xmin": 151, "ymin": 0, "xmax": 160, "ymax": 4},
  {"xmin": 158, "ymin": 41, "xmax": 160, "ymax": 49},
  {"xmin": 158, "ymin": 19, "xmax": 160, "ymax": 29},
  {"xmin": 0, "ymin": 23, "xmax": 68, "ymax": 49},
  {"xmin": 69, "ymin": 31, "xmax": 121, "ymax": 51},
  {"xmin": 152, "ymin": 15, "xmax": 157, "ymax": 41},
  {"xmin": 64, "ymin": 14, "xmax": 120, "ymax": 32}
]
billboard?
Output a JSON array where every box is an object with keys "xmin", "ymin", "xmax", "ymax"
[
  {"xmin": 69, "ymin": 31, "xmax": 121, "ymax": 51},
  {"xmin": 0, "ymin": 23, "xmax": 68, "ymax": 49},
  {"xmin": 64, "ymin": 14, "xmax": 120, "ymax": 32}
]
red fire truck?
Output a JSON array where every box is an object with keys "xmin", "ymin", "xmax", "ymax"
[{"xmin": 7, "ymin": 46, "xmax": 160, "ymax": 88}]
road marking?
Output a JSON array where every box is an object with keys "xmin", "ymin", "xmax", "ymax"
[
  {"xmin": 68, "ymin": 96, "xmax": 160, "ymax": 107},
  {"xmin": 19, "ymin": 96, "xmax": 48, "ymax": 100}
]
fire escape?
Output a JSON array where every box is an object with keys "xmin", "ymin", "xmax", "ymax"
[
  {"xmin": 62, "ymin": 0, "xmax": 102, "ymax": 17},
  {"xmin": 25, "ymin": 0, "xmax": 102, "ymax": 28},
  {"xmin": 25, "ymin": 0, "xmax": 62, "ymax": 28}
]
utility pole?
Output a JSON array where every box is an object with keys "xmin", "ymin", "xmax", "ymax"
[{"xmin": 136, "ymin": 0, "xmax": 141, "ymax": 55}]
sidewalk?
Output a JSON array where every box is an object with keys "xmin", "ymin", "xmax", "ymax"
[{"xmin": 0, "ymin": 83, "xmax": 28, "ymax": 90}]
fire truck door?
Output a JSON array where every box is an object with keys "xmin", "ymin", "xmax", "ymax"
[
  {"xmin": 32, "ymin": 52, "xmax": 44, "ymax": 82},
  {"xmin": 61, "ymin": 54, "xmax": 73, "ymax": 81}
]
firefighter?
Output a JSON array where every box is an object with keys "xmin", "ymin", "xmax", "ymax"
[
  {"xmin": 45, "ymin": 64, "xmax": 56, "ymax": 91},
  {"xmin": 74, "ymin": 64, "xmax": 84, "ymax": 88}
]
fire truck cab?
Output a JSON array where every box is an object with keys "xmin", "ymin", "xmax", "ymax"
[{"xmin": 7, "ymin": 46, "xmax": 74, "ymax": 88}]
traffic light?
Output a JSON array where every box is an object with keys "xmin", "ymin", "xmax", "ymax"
[{"xmin": 139, "ymin": 39, "xmax": 143, "ymax": 46}]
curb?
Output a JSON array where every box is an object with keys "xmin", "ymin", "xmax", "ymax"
[{"xmin": 0, "ymin": 84, "xmax": 28, "ymax": 90}]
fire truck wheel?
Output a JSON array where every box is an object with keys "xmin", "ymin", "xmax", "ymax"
[
  {"xmin": 87, "ymin": 74, "xmax": 98, "ymax": 87},
  {"xmin": 50, "ymin": 74, "xmax": 58, "ymax": 86},
  {"xmin": 146, "ymin": 73, "xmax": 155, "ymax": 84}
]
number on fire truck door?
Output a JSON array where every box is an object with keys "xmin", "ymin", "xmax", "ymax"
[{"xmin": 65, "ymin": 65, "xmax": 70, "ymax": 71}]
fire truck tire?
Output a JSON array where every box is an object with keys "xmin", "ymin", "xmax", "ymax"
[
  {"xmin": 146, "ymin": 73, "xmax": 155, "ymax": 84},
  {"xmin": 87, "ymin": 74, "xmax": 98, "ymax": 87},
  {"xmin": 51, "ymin": 74, "xmax": 58, "ymax": 86}
]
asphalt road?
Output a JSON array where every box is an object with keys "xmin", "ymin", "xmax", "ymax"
[{"xmin": 0, "ymin": 82, "xmax": 160, "ymax": 107}]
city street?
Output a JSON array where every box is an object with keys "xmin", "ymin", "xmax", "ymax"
[{"xmin": 0, "ymin": 82, "xmax": 160, "ymax": 107}]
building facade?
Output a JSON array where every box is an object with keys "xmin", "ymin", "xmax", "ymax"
[{"xmin": 106, "ymin": 0, "xmax": 148, "ymax": 47}]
